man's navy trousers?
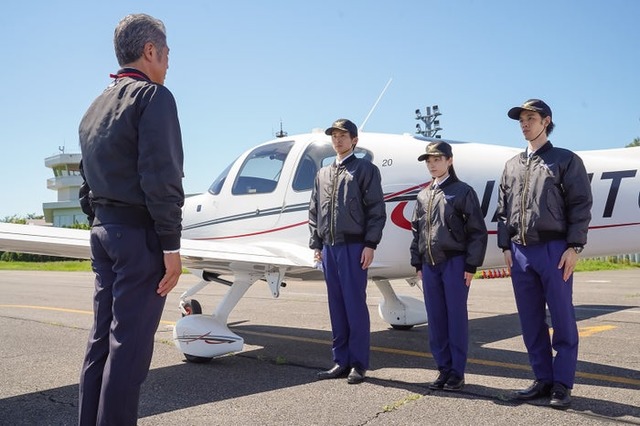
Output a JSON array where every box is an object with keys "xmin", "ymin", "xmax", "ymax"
[
  {"xmin": 322, "ymin": 242, "xmax": 370, "ymax": 370},
  {"xmin": 510, "ymin": 240, "xmax": 579, "ymax": 389},
  {"xmin": 79, "ymin": 218, "xmax": 166, "ymax": 426}
]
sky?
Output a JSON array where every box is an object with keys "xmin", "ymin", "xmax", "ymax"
[{"xmin": 1, "ymin": 0, "xmax": 639, "ymax": 219}]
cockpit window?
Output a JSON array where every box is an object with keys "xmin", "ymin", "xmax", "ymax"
[
  {"xmin": 292, "ymin": 142, "xmax": 373, "ymax": 192},
  {"xmin": 232, "ymin": 141, "xmax": 294, "ymax": 195}
]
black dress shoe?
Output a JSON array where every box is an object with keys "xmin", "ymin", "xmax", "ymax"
[
  {"xmin": 428, "ymin": 370, "xmax": 451, "ymax": 390},
  {"xmin": 515, "ymin": 380, "xmax": 553, "ymax": 400},
  {"xmin": 347, "ymin": 367, "xmax": 366, "ymax": 384},
  {"xmin": 549, "ymin": 383, "xmax": 572, "ymax": 410},
  {"xmin": 443, "ymin": 374, "xmax": 465, "ymax": 391},
  {"xmin": 317, "ymin": 364, "xmax": 348, "ymax": 380}
]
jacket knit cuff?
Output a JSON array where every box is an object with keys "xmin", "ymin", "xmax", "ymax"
[{"xmin": 465, "ymin": 264, "xmax": 477, "ymax": 274}]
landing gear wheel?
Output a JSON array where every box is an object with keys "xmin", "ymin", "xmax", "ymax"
[
  {"xmin": 182, "ymin": 299, "xmax": 202, "ymax": 316},
  {"xmin": 180, "ymin": 299, "xmax": 212, "ymax": 364},
  {"xmin": 391, "ymin": 324, "xmax": 414, "ymax": 331}
]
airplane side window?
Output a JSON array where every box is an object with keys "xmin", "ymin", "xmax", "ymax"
[
  {"xmin": 292, "ymin": 142, "xmax": 374, "ymax": 191},
  {"xmin": 232, "ymin": 141, "xmax": 294, "ymax": 195},
  {"xmin": 208, "ymin": 161, "xmax": 234, "ymax": 195}
]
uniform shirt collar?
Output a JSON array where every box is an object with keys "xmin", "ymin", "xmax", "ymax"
[
  {"xmin": 336, "ymin": 152, "xmax": 355, "ymax": 166},
  {"xmin": 433, "ymin": 175, "xmax": 450, "ymax": 188}
]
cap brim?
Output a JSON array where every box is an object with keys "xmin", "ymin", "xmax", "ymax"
[
  {"xmin": 325, "ymin": 126, "xmax": 346, "ymax": 135},
  {"xmin": 418, "ymin": 152, "xmax": 446, "ymax": 161},
  {"xmin": 507, "ymin": 107, "xmax": 524, "ymax": 120}
]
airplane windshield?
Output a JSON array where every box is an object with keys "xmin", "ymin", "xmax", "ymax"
[
  {"xmin": 232, "ymin": 141, "xmax": 295, "ymax": 195},
  {"xmin": 292, "ymin": 142, "xmax": 373, "ymax": 192}
]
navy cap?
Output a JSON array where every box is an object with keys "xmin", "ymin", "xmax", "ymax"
[
  {"xmin": 417, "ymin": 141, "xmax": 453, "ymax": 162},
  {"xmin": 325, "ymin": 118, "xmax": 358, "ymax": 138},
  {"xmin": 508, "ymin": 99, "xmax": 552, "ymax": 120}
]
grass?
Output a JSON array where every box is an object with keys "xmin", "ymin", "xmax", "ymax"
[
  {"xmin": 0, "ymin": 260, "xmax": 92, "ymax": 271},
  {"xmin": 575, "ymin": 258, "xmax": 640, "ymax": 272},
  {"xmin": 0, "ymin": 258, "xmax": 638, "ymax": 273},
  {"xmin": 0, "ymin": 260, "xmax": 194, "ymax": 273}
]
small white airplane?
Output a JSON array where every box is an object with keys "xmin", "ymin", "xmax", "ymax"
[{"xmin": 1, "ymin": 129, "xmax": 639, "ymax": 363}]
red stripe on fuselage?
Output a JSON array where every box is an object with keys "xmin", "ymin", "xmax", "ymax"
[{"xmin": 194, "ymin": 220, "xmax": 308, "ymax": 240}]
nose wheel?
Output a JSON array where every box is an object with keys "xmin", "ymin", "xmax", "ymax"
[
  {"xmin": 182, "ymin": 299, "xmax": 202, "ymax": 316},
  {"xmin": 180, "ymin": 299, "xmax": 213, "ymax": 363}
]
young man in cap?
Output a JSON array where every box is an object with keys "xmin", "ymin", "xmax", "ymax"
[
  {"xmin": 410, "ymin": 141, "xmax": 487, "ymax": 392},
  {"xmin": 309, "ymin": 118, "xmax": 386, "ymax": 384},
  {"xmin": 496, "ymin": 99, "xmax": 592, "ymax": 409}
]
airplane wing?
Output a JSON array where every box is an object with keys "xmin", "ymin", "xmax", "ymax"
[
  {"xmin": 0, "ymin": 223, "xmax": 317, "ymax": 277},
  {"xmin": 0, "ymin": 223, "xmax": 90, "ymax": 259},
  {"xmin": 180, "ymin": 239, "xmax": 316, "ymax": 277}
]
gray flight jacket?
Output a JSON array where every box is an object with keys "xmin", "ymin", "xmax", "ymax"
[
  {"xmin": 410, "ymin": 176, "xmax": 488, "ymax": 274},
  {"xmin": 496, "ymin": 141, "xmax": 592, "ymax": 250},
  {"xmin": 309, "ymin": 154, "xmax": 386, "ymax": 251}
]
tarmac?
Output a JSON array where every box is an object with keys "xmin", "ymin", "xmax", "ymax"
[{"xmin": 0, "ymin": 269, "xmax": 639, "ymax": 425}]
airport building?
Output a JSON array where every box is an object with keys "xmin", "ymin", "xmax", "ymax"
[{"xmin": 42, "ymin": 152, "xmax": 87, "ymax": 227}]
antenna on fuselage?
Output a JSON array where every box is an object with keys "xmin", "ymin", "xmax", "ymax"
[
  {"xmin": 360, "ymin": 77, "xmax": 392, "ymax": 132},
  {"xmin": 275, "ymin": 120, "xmax": 288, "ymax": 138}
]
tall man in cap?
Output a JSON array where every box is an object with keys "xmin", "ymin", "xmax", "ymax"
[
  {"xmin": 496, "ymin": 99, "xmax": 592, "ymax": 409},
  {"xmin": 309, "ymin": 118, "xmax": 386, "ymax": 384}
]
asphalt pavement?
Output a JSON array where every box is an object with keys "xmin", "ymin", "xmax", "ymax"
[{"xmin": 0, "ymin": 269, "xmax": 639, "ymax": 425}]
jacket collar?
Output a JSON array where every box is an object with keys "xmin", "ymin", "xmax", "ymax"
[
  {"xmin": 110, "ymin": 68, "xmax": 151, "ymax": 82},
  {"xmin": 522, "ymin": 141, "xmax": 554, "ymax": 159}
]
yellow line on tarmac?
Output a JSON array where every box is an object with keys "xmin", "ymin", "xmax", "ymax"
[
  {"xmin": 0, "ymin": 304, "xmax": 175, "ymax": 325},
  {"xmin": 578, "ymin": 325, "xmax": 617, "ymax": 337},
  {"xmin": 370, "ymin": 343, "xmax": 640, "ymax": 384},
  {"xmin": 549, "ymin": 325, "xmax": 617, "ymax": 338},
  {"xmin": 240, "ymin": 332, "xmax": 640, "ymax": 386},
  {"xmin": 3, "ymin": 305, "xmax": 639, "ymax": 386},
  {"xmin": 0, "ymin": 304, "xmax": 91, "ymax": 315}
]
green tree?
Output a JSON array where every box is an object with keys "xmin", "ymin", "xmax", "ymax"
[{"xmin": 627, "ymin": 137, "xmax": 640, "ymax": 147}]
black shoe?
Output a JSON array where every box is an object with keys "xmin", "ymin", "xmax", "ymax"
[
  {"xmin": 428, "ymin": 370, "xmax": 451, "ymax": 390},
  {"xmin": 317, "ymin": 364, "xmax": 349, "ymax": 380},
  {"xmin": 549, "ymin": 383, "xmax": 572, "ymax": 410},
  {"xmin": 515, "ymin": 380, "xmax": 553, "ymax": 400},
  {"xmin": 443, "ymin": 374, "xmax": 465, "ymax": 391},
  {"xmin": 347, "ymin": 367, "xmax": 366, "ymax": 384}
]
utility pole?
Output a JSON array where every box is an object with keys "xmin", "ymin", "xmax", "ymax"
[{"xmin": 415, "ymin": 105, "xmax": 442, "ymax": 138}]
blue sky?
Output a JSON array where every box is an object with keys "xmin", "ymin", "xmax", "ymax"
[{"xmin": 1, "ymin": 0, "xmax": 638, "ymax": 219}]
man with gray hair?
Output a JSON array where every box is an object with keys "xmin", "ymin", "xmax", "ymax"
[{"xmin": 78, "ymin": 13, "xmax": 184, "ymax": 425}]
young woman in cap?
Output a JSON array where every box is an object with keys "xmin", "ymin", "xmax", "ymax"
[{"xmin": 410, "ymin": 141, "xmax": 487, "ymax": 391}]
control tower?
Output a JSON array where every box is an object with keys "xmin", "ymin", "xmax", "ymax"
[{"xmin": 42, "ymin": 152, "xmax": 87, "ymax": 227}]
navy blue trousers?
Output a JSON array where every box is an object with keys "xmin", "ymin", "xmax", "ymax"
[
  {"xmin": 322, "ymin": 243, "xmax": 370, "ymax": 370},
  {"xmin": 78, "ymin": 223, "xmax": 166, "ymax": 426},
  {"xmin": 510, "ymin": 240, "xmax": 579, "ymax": 388},
  {"xmin": 421, "ymin": 255, "xmax": 469, "ymax": 378}
]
